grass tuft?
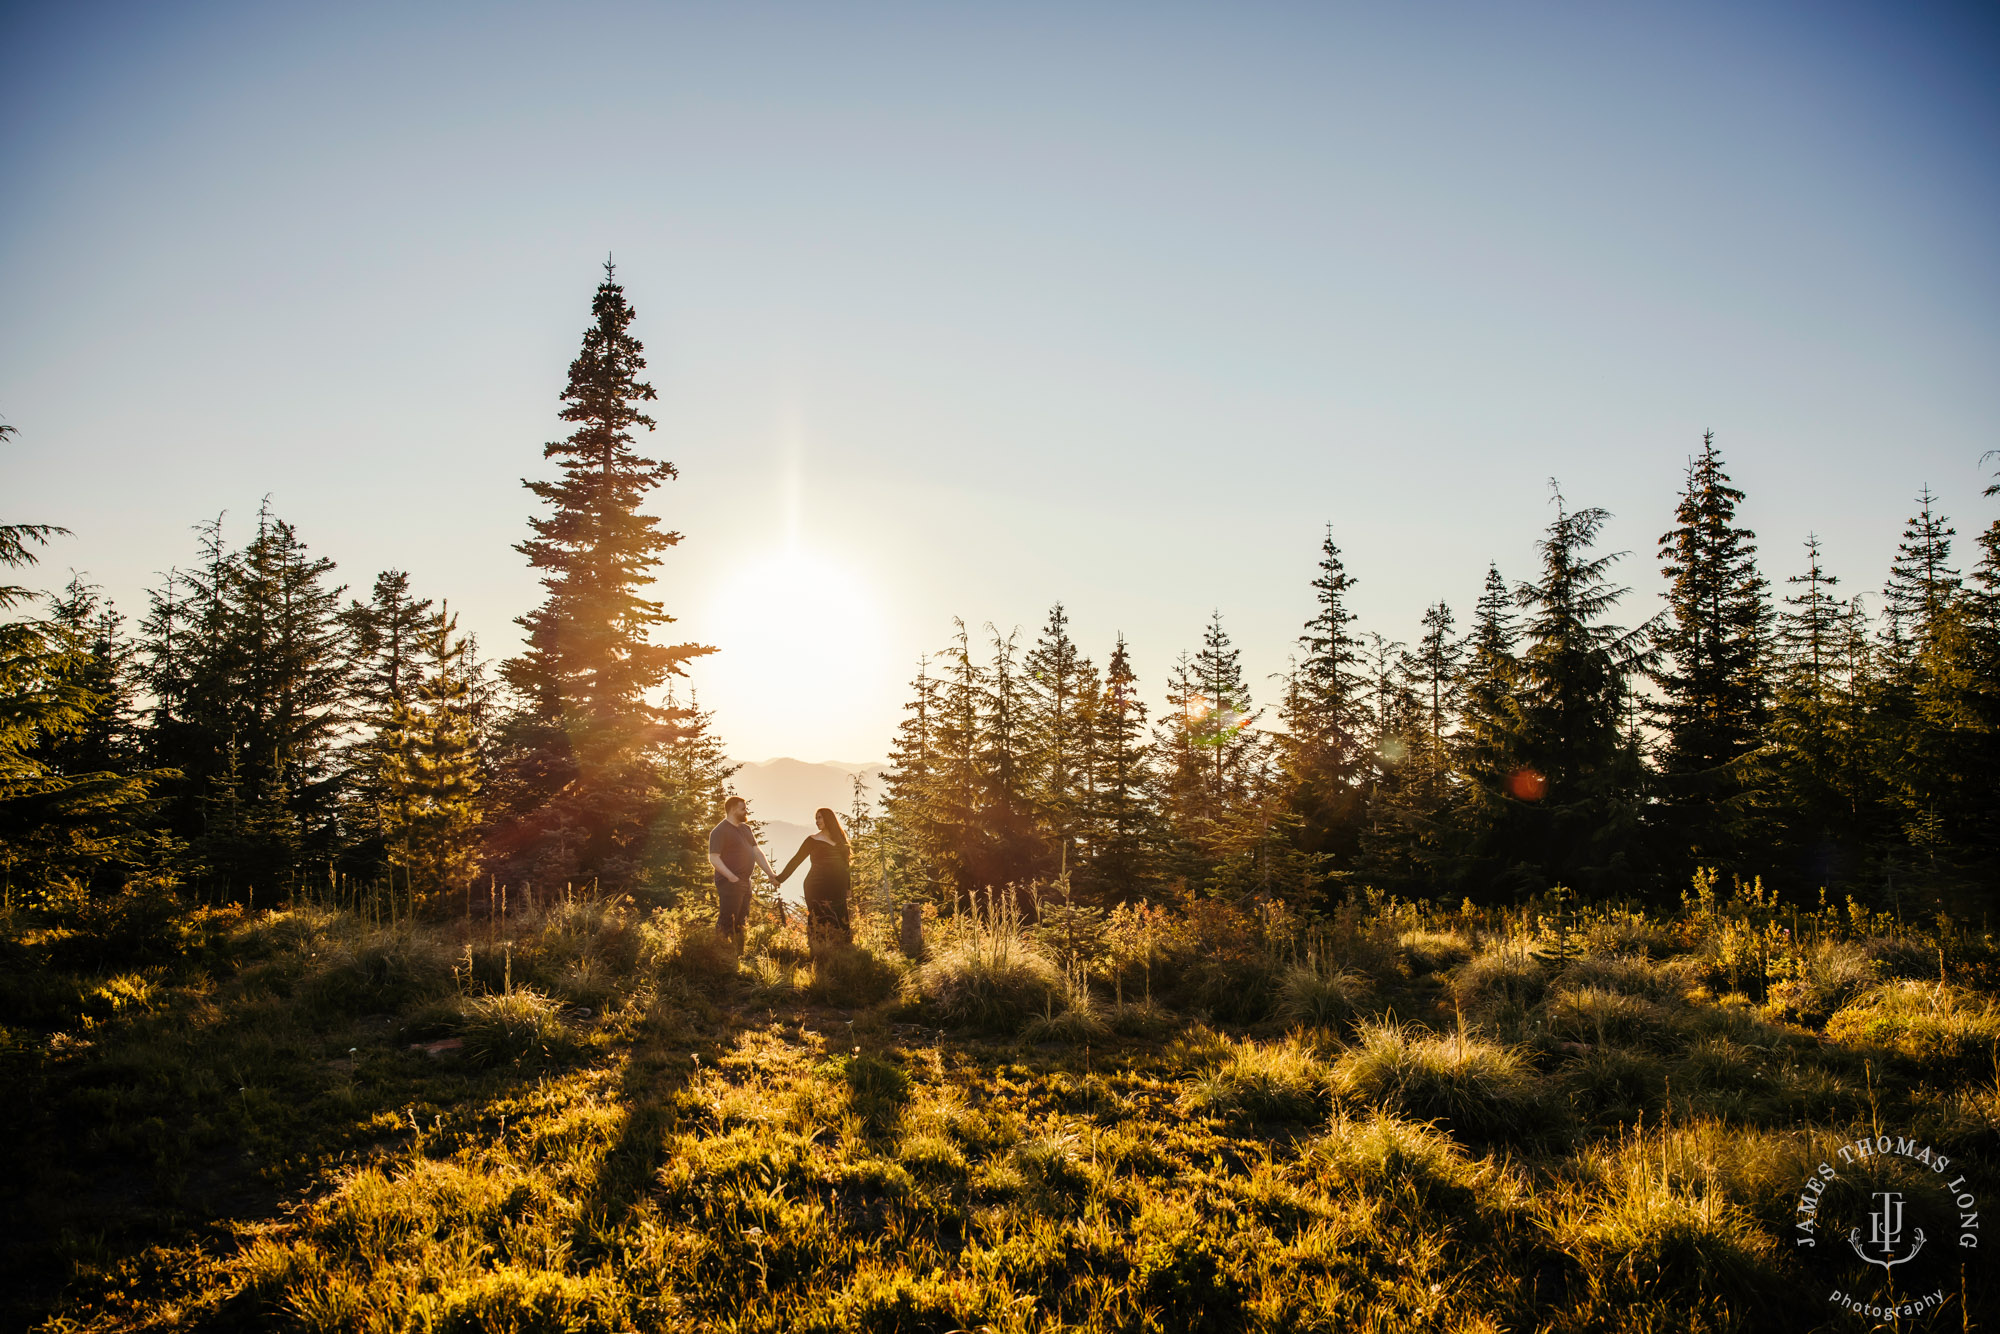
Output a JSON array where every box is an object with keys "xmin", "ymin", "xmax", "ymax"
[
  {"xmin": 457, "ymin": 989, "xmax": 574, "ymax": 1068},
  {"xmin": 1275, "ymin": 957, "xmax": 1372, "ymax": 1030},
  {"xmin": 1332, "ymin": 1021, "xmax": 1561, "ymax": 1145},
  {"xmin": 1182, "ymin": 1035, "xmax": 1329, "ymax": 1122},
  {"xmin": 1825, "ymin": 979, "xmax": 2000, "ymax": 1078}
]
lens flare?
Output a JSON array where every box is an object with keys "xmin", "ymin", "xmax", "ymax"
[{"xmin": 1506, "ymin": 768, "xmax": 1547, "ymax": 801}]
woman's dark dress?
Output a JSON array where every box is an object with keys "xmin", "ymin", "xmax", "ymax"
[{"xmin": 777, "ymin": 834, "xmax": 851, "ymax": 936}]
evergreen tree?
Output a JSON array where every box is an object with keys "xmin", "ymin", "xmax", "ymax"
[
  {"xmin": 920, "ymin": 620, "xmax": 987, "ymax": 898},
  {"xmin": 1867, "ymin": 489, "xmax": 1968, "ymax": 889},
  {"xmin": 1456, "ymin": 564, "xmax": 1521, "ymax": 780},
  {"xmin": 1404, "ymin": 600, "xmax": 1462, "ymax": 803},
  {"xmin": 339, "ymin": 569, "xmax": 437, "ymax": 873},
  {"xmin": 42, "ymin": 577, "xmax": 139, "ymax": 778},
  {"xmin": 378, "ymin": 603, "xmax": 483, "ymax": 898},
  {"xmin": 1190, "ymin": 611, "xmax": 1261, "ymax": 811},
  {"xmin": 648, "ymin": 685, "xmax": 737, "ymax": 902},
  {"xmin": 1022, "ymin": 603, "xmax": 1097, "ymax": 864},
  {"xmin": 1650, "ymin": 434, "xmax": 1771, "ymax": 875},
  {"xmin": 1880, "ymin": 488, "xmax": 1960, "ymax": 665},
  {"xmin": 0, "ymin": 429, "xmax": 156, "ymax": 898},
  {"xmin": 1079, "ymin": 633, "xmax": 1154, "ymax": 899},
  {"xmin": 880, "ymin": 654, "xmax": 943, "ymax": 903},
  {"xmin": 974, "ymin": 623, "xmax": 1047, "ymax": 889},
  {"xmin": 1463, "ymin": 489, "xmax": 1650, "ymax": 897},
  {"xmin": 1769, "ymin": 536, "xmax": 1864, "ymax": 886},
  {"xmin": 228, "ymin": 507, "xmax": 351, "ymax": 885},
  {"xmin": 1152, "ymin": 614, "xmax": 1275, "ymax": 894},
  {"xmin": 494, "ymin": 262, "xmax": 714, "ymax": 887},
  {"xmin": 344, "ymin": 570, "xmax": 432, "ymax": 717},
  {"xmin": 1278, "ymin": 530, "xmax": 1368, "ymax": 870},
  {"xmin": 1883, "ymin": 470, "xmax": 2000, "ymax": 893}
]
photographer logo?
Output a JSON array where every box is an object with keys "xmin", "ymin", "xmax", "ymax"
[{"xmin": 1790, "ymin": 1130, "xmax": 1977, "ymax": 1323}]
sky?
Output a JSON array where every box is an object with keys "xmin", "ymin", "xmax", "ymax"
[{"xmin": 4, "ymin": 1, "xmax": 1998, "ymax": 767}]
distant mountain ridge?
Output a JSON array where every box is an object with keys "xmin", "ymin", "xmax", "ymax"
[
  {"xmin": 725, "ymin": 757, "xmax": 887, "ymax": 831},
  {"xmin": 724, "ymin": 758, "xmax": 884, "ymax": 909}
]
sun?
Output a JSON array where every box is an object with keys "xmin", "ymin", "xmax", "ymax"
[{"xmin": 694, "ymin": 541, "xmax": 893, "ymax": 758}]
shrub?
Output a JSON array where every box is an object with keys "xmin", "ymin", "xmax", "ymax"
[
  {"xmin": 1544, "ymin": 986, "xmax": 1678, "ymax": 1050},
  {"xmin": 1126, "ymin": 1200, "xmax": 1250, "ymax": 1334},
  {"xmin": 1558, "ymin": 952, "xmax": 1687, "ymax": 1004},
  {"xmin": 1583, "ymin": 912, "xmax": 1684, "ymax": 959},
  {"xmin": 1452, "ymin": 944, "xmax": 1547, "ymax": 1018},
  {"xmin": 1825, "ymin": 980, "xmax": 2000, "ymax": 1079},
  {"xmin": 804, "ymin": 944, "xmax": 902, "ymax": 1009},
  {"xmin": 438, "ymin": 1267, "xmax": 618, "ymax": 1334},
  {"xmin": 457, "ymin": 990, "xmax": 574, "ymax": 1068},
  {"xmin": 1021, "ymin": 1003, "xmax": 1110, "ymax": 1045},
  {"xmin": 1560, "ymin": 1045, "xmax": 1666, "ymax": 1123},
  {"xmin": 909, "ymin": 919, "xmax": 1064, "ymax": 1032},
  {"xmin": 1182, "ymin": 1036, "xmax": 1329, "ymax": 1123},
  {"xmin": 1105, "ymin": 998, "xmax": 1179, "ymax": 1039},
  {"xmin": 1275, "ymin": 958, "xmax": 1372, "ymax": 1030},
  {"xmin": 1332, "ymin": 1022, "xmax": 1561, "ymax": 1145},
  {"xmin": 1859, "ymin": 933, "xmax": 1940, "ymax": 980},
  {"xmin": 836, "ymin": 1051, "xmax": 911, "ymax": 1133},
  {"xmin": 1557, "ymin": 1135, "xmax": 1788, "ymax": 1318},
  {"xmin": 1764, "ymin": 938, "xmax": 1873, "ymax": 1025},
  {"xmin": 302, "ymin": 932, "xmax": 456, "ymax": 1014},
  {"xmin": 1398, "ymin": 928, "xmax": 1473, "ymax": 975},
  {"xmin": 638, "ymin": 907, "xmax": 736, "ymax": 986},
  {"xmin": 1308, "ymin": 1109, "xmax": 1487, "ymax": 1213}
]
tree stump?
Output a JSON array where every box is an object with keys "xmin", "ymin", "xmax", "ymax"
[{"xmin": 899, "ymin": 903, "xmax": 924, "ymax": 960}]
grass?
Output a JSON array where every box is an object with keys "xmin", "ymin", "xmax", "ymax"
[
  {"xmin": 1331, "ymin": 1020, "xmax": 1563, "ymax": 1146},
  {"xmin": 1181, "ymin": 1034, "xmax": 1330, "ymax": 1123},
  {"xmin": 1, "ymin": 885, "xmax": 1996, "ymax": 1332}
]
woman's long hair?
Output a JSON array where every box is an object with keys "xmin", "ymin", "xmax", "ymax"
[{"xmin": 815, "ymin": 807, "xmax": 849, "ymax": 849}]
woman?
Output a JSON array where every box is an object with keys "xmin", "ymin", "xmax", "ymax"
[{"xmin": 774, "ymin": 807, "xmax": 852, "ymax": 957}]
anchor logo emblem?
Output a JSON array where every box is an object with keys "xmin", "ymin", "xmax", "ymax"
[{"xmin": 1848, "ymin": 1191, "xmax": 1926, "ymax": 1271}]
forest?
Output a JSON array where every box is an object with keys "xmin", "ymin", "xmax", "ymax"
[
  {"xmin": 3, "ymin": 268, "xmax": 1997, "ymax": 1332},
  {"xmin": 6, "ymin": 275, "xmax": 1997, "ymax": 925}
]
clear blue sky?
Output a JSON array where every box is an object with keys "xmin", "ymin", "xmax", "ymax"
[{"xmin": 5, "ymin": 2, "xmax": 1997, "ymax": 764}]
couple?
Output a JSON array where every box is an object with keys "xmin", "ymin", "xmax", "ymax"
[{"xmin": 707, "ymin": 795, "xmax": 852, "ymax": 954}]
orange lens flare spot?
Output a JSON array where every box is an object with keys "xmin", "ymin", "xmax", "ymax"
[{"xmin": 1506, "ymin": 768, "xmax": 1547, "ymax": 801}]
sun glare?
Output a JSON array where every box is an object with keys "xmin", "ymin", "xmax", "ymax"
[{"xmin": 695, "ymin": 542, "xmax": 892, "ymax": 758}]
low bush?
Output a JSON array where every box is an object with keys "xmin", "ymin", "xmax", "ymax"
[
  {"xmin": 1544, "ymin": 986, "xmax": 1679, "ymax": 1050},
  {"xmin": 804, "ymin": 944, "xmax": 902, "ymax": 1009},
  {"xmin": 1560, "ymin": 1044, "xmax": 1666, "ymax": 1123},
  {"xmin": 1558, "ymin": 952, "xmax": 1687, "ymax": 1004},
  {"xmin": 301, "ymin": 932, "xmax": 456, "ymax": 1015},
  {"xmin": 1764, "ymin": 938, "xmax": 1873, "ymax": 1025},
  {"xmin": 1275, "ymin": 958, "xmax": 1372, "ymax": 1030},
  {"xmin": 835, "ymin": 1051, "xmax": 911, "ymax": 1132},
  {"xmin": 1105, "ymin": 998, "xmax": 1179, "ymax": 1039},
  {"xmin": 1182, "ymin": 1035, "xmax": 1329, "ymax": 1122},
  {"xmin": 1556, "ymin": 1129, "xmax": 1792, "ymax": 1321},
  {"xmin": 1332, "ymin": 1022, "xmax": 1561, "ymax": 1145},
  {"xmin": 1398, "ymin": 928, "xmax": 1473, "ymax": 974},
  {"xmin": 1825, "ymin": 980, "xmax": 2000, "ymax": 1078},
  {"xmin": 1452, "ymin": 943, "xmax": 1547, "ymax": 1018},
  {"xmin": 457, "ymin": 990, "xmax": 574, "ymax": 1068},
  {"xmin": 638, "ymin": 907, "xmax": 737, "ymax": 986},
  {"xmin": 909, "ymin": 927, "xmax": 1064, "ymax": 1033},
  {"xmin": 1308, "ymin": 1109, "xmax": 1489, "ymax": 1214}
]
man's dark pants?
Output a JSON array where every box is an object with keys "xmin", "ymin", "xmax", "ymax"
[{"xmin": 716, "ymin": 877, "xmax": 751, "ymax": 939}]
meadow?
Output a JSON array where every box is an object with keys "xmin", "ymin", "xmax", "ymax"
[{"xmin": 3, "ymin": 879, "xmax": 1995, "ymax": 1333}]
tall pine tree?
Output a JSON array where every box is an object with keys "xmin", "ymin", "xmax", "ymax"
[
  {"xmin": 1650, "ymin": 433, "xmax": 1770, "ymax": 877},
  {"xmin": 494, "ymin": 262, "xmax": 715, "ymax": 888},
  {"xmin": 1079, "ymin": 634, "xmax": 1154, "ymax": 901},
  {"xmin": 1278, "ymin": 530, "xmax": 1367, "ymax": 872}
]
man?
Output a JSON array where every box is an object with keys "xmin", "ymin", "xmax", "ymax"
[{"xmin": 707, "ymin": 795, "xmax": 777, "ymax": 945}]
